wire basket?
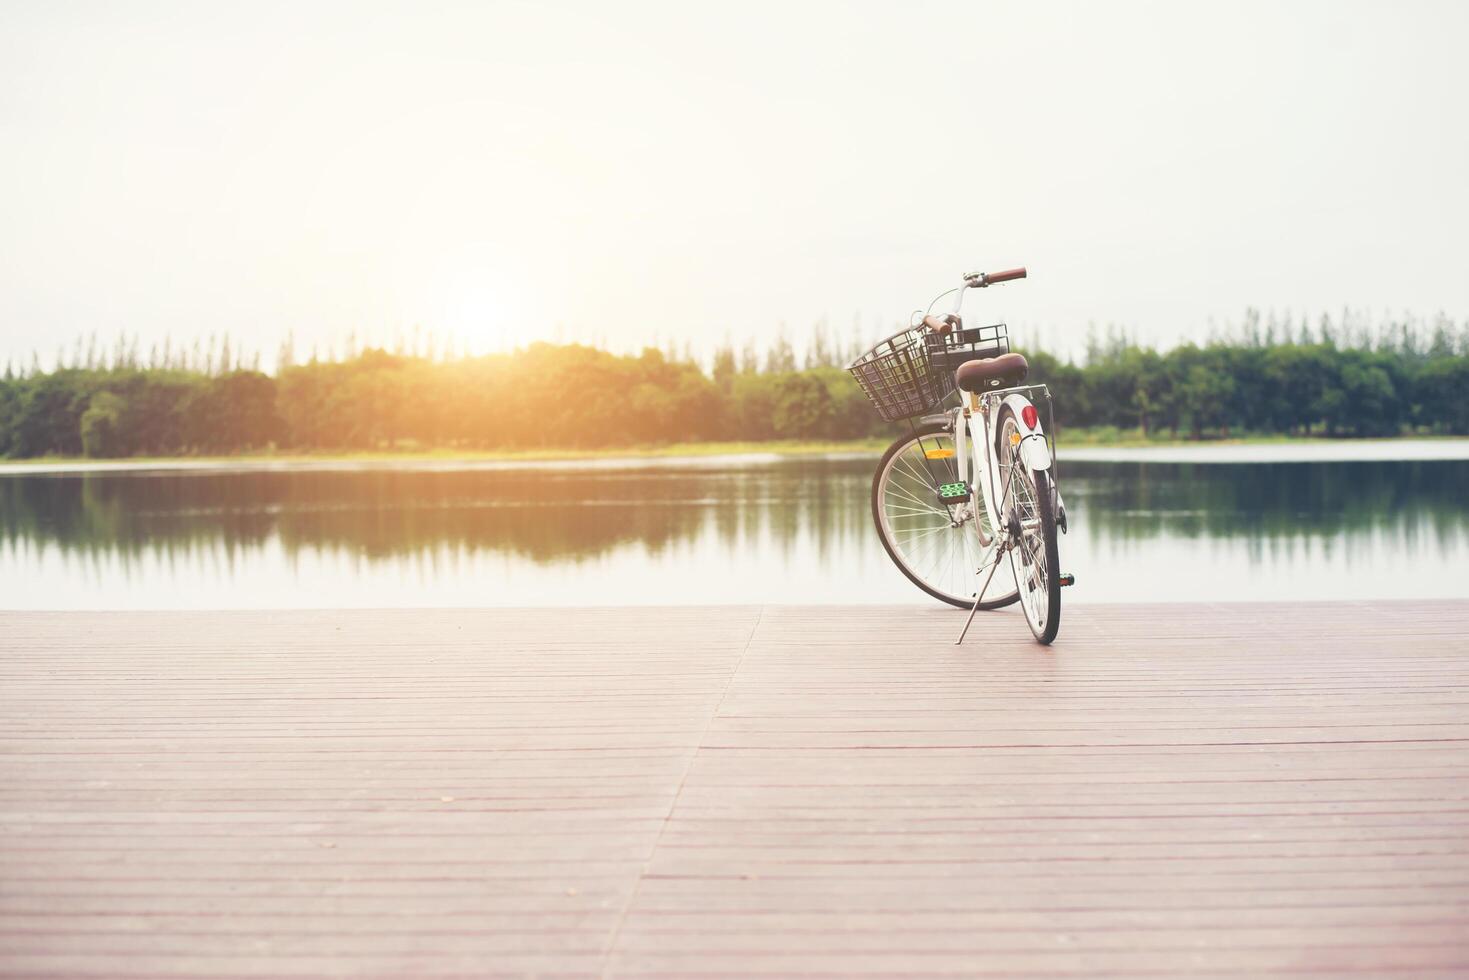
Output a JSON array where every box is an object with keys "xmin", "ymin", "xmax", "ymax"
[
  {"xmin": 846, "ymin": 326, "xmax": 949, "ymax": 422},
  {"xmin": 847, "ymin": 323, "xmax": 1011, "ymax": 422}
]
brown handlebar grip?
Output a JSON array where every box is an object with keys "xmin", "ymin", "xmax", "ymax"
[
  {"xmin": 921, "ymin": 315, "xmax": 953, "ymax": 335},
  {"xmin": 985, "ymin": 267, "xmax": 1027, "ymax": 284}
]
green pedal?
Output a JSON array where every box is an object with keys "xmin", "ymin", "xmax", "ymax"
[{"xmin": 938, "ymin": 481, "xmax": 971, "ymax": 504}]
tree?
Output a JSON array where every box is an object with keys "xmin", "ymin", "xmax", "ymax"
[
  {"xmin": 1345, "ymin": 364, "xmax": 1395, "ymax": 433},
  {"xmin": 764, "ymin": 330, "xmax": 797, "ymax": 373},
  {"xmin": 805, "ymin": 320, "xmax": 835, "ymax": 369},
  {"xmin": 771, "ymin": 374, "xmax": 834, "ymax": 439},
  {"xmin": 185, "ymin": 371, "xmax": 283, "ymax": 451},
  {"xmin": 738, "ymin": 340, "xmax": 759, "ymax": 374},
  {"xmin": 2, "ymin": 319, "xmax": 1468, "ymax": 457},
  {"xmin": 1177, "ymin": 364, "xmax": 1235, "ymax": 439},
  {"xmin": 80, "ymin": 391, "xmax": 125, "ymax": 457},
  {"xmin": 1418, "ymin": 358, "xmax": 1469, "ymax": 433},
  {"xmin": 0, "ymin": 374, "xmax": 17, "ymax": 456},
  {"xmin": 711, "ymin": 342, "xmax": 736, "ymax": 393}
]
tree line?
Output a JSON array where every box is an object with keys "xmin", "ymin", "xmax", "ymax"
[{"xmin": 1, "ymin": 311, "xmax": 1467, "ymax": 457}]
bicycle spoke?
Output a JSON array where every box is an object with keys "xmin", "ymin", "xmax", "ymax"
[
  {"xmin": 884, "ymin": 503, "xmax": 947, "ymax": 518},
  {"xmin": 885, "ymin": 481, "xmax": 946, "ymax": 514},
  {"xmin": 874, "ymin": 426, "xmax": 1020, "ymax": 611}
]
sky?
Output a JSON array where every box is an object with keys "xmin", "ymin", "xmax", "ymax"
[{"xmin": 2, "ymin": 0, "xmax": 1467, "ymax": 370}]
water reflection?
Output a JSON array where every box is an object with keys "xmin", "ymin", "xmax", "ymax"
[
  {"xmin": 1067, "ymin": 459, "xmax": 1469, "ymax": 547},
  {"xmin": 1, "ymin": 457, "xmax": 1465, "ymax": 608},
  {"xmin": 0, "ymin": 465, "xmax": 872, "ymax": 563}
]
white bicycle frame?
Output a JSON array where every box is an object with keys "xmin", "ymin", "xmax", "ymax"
[{"xmin": 941, "ymin": 276, "xmax": 1053, "ymax": 538}]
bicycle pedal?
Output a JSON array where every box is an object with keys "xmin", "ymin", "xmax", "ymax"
[
  {"xmin": 937, "ymin": 481, "xmax": 971, "ymax": 504},
  {"xmin": 1059, "ymin": 573, "xmax": 1076, "ymax": 587}
]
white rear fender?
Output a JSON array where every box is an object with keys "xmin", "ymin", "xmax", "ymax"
[
  {"xmin": 999, "ymin": 393, "xmax": 1052, "ymax": 472},
  {"xmin": 1020, "ymin": 434, "xmax": 1052, "ymax": 471}
]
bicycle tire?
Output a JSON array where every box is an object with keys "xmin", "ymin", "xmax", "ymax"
[
  {"xmin": 994, "ymin": 405, "xmax": 1061, "ymax": 644},
  {"xmin": 871, "ymin": 421, "xmax": 1020, "ymax": 611}
]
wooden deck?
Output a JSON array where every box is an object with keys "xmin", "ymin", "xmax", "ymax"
[{"xmin": 2, "ymin": 601, "xmax": 1468, "ymax": 977}]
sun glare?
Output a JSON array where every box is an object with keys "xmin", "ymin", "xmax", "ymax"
[
  {"xmin": 441, "ymin": 283, "xmax": 513, "ymax": 354},
  {"xmin": 412, "ymin": 247, "xmax": 535, "ymax": 356}
]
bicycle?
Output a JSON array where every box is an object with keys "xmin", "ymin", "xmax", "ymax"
[{"xmin": 847, "ymin": 267, "xmax": 1072, "ymax": 645}]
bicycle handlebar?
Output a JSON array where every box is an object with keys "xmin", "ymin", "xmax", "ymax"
[
  {"xmin": 969, "ymin": 267, "xmax": 1027, "ymax": 287},
  {"xmin": 933, "ymin": 265, "xmax": 1029, "ymax": 326}
]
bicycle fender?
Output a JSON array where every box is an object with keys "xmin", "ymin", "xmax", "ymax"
[
  {"xmin": 999, "ymin": 392, "xmax": 1052, "ymax": 472},
  {"xmin": 1020, "ymin": 434, "xmax": 1052, "ymax": 471}
]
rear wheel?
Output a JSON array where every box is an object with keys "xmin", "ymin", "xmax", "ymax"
[
  {"xmin": 995, "ymin": 406, "xmax": 1061, "ymax": 644},
  {"xmin": 872, "ymin": 421, "xmax": 1018, "ymax": 610}
]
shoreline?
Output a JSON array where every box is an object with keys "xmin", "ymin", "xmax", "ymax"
[{"xmin": 2, "ymin": 435, "xmax": 1469, "ymax": 474}]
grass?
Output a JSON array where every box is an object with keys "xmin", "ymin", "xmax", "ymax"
[
  {"xmin": 1060, "ymin": 427, "xmax": 1304, "ymax": 447},
  {"xmin": 1058, "ymin": 426, "xmax": 1467, "ymax": 447},
  {"xmin": 1, "ymin": 430, "xmax": 1460, "ymax": 467}
]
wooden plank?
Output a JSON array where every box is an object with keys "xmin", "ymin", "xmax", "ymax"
[{"xmin": 1, "ymin": 602, "xmax": 1467, "ymax": 977}]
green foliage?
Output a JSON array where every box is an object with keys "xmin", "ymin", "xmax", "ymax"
[
  {"xmin": 2, "ymin": 324, "xmax": 1468, "ymax": 459},
  {"xmin": 1029, "ymin": 338, "xmax": 1469, "ymax": 439},
  {"xmin": 80, "ymin": 392, "xmax": 125, "ymax": 457},
  {"xmin": 770, "ymin": 374, "xmax": 835, "ymax": 439},
  {"xmin": 1418, "ymin": 357, "xmax": 1469, "ymax": 433},
  {"xmin": 12, "ymin": 370, "xmax": 100, "ymax": 457}
]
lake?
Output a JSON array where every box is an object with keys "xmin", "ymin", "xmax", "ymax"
[{"xmin": 2, "ymin": 443, "xmax": 1467, "ymax": 609}]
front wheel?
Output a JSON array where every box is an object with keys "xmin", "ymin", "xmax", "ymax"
[
  {"xmin": 995, "ymin": 406, "xmax": 1061, "ymax": 644},
  {"xmin": 872, "ymin": 422, "xmax": 1019, "ymax": 611}
]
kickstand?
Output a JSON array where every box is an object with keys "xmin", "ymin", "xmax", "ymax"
[{"xmin": 956, "ymin": 546, "xmax": 1006, "ymax": 646}]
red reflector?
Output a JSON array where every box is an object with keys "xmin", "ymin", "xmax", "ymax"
[{"xmin": 1022, "ymin": 405, "xmax": 1039, "ymax": 429}]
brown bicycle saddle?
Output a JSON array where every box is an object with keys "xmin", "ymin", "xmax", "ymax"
[{"xmin": 954, "ymin": 352, "xmax": 1029, "ymax": 392}]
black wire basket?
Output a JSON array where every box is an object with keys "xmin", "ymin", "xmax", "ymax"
[
  {"xmin": 846, "ymin": 326, "xmax": 947, "ymax": 423},
  {"xmin": 847, "ymin": 323, "xmax": 1010, "ymax": 422}
]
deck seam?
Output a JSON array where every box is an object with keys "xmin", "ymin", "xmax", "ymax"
[{"xmin": 598, "ymin": 604, "xmax": 765, "ymax": 977}]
